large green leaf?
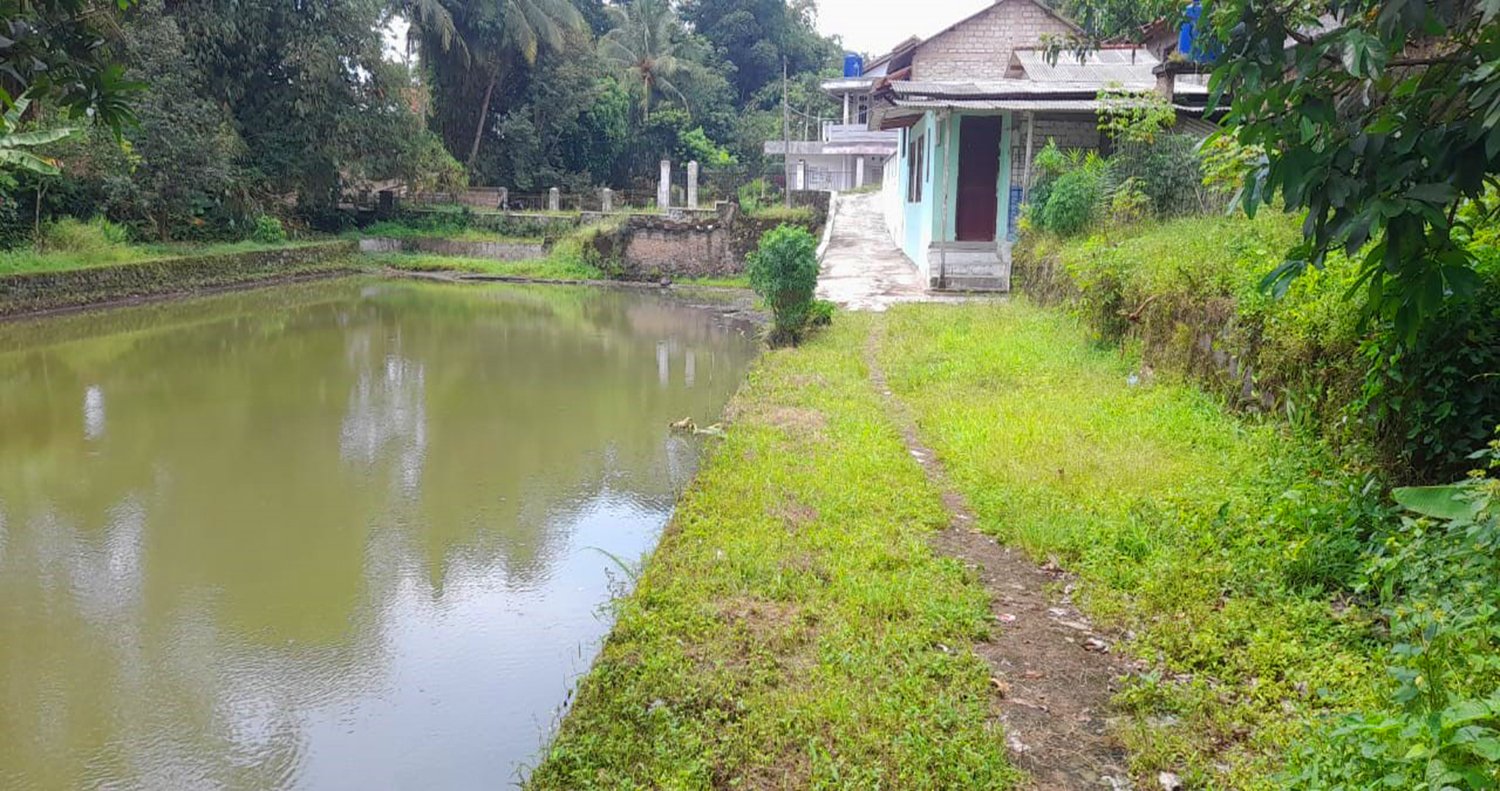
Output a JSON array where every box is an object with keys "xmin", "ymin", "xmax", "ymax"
[{"xmin": 1392, "ymin": 485, "xmax": 1483, "ymax": 521}]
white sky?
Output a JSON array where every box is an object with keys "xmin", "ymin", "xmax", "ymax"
[{"xmin": 814, "ymin": 0, "xmax": 994, "ymax": 56}]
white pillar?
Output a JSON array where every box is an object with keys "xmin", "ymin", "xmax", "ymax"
[
  {"xmin": 686, "ymin": 160, "xmax": 699, "ymax": 209},
  {"xmin": 843, "ymin": 93, "xmax": 850, "ymax": 125},
  {"xmin": 1022, "ymin": 111, "xmax": 1036, "ymax": 204},
  {"xmin": 547, "ymin": 187, "xmax": 560, "ymax": 212},
  {"xmin": 795, "ymin": 159, "xmax": 806, "ymax": 191},
  {"xmin": 600, "ymin": 187, "xmax": 613, "ymax": 213},
  {"xmin": 855, "ymin": 157, "xmax": 866, "ymax": 188},
  {"xmin": 657, "ymin": 159, "xmax": 671, "ymax": 209}
]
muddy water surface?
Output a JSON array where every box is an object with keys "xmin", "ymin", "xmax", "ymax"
[{"xmin": 0, "ymin": 279, "xmax": 757, "ymax": 789}]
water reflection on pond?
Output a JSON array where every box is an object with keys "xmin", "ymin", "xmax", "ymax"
[{"xmin": 0, "ymin": 279, "xmax": 759, "ymax": 789}]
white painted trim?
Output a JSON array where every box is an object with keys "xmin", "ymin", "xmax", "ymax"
[{"xmin": 816, "ymin": 191, "xmax": 839, "ymax": 264}]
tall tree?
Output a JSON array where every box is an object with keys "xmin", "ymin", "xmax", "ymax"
[
  {"xmin": 679, "ymin": 0, "xmax": 835, "ymax": 104},
  {"xmin": 1203, "ymin": 0, "xmax": 1500, "ymax": 338},
  {"xmin": 599, "ymin": 0, "xmax": 692, "ymax": 117},
  {"xmin": 0, "ymin": 0, "xmax": 142, "ymax": 127},
  {"xmin": 412, "ymin": 0, "xmax": 585, "ymax": 174}
]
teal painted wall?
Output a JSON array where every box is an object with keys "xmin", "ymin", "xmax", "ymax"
[
  {"xmin": 899, "ymin": 112, "xmax": 936, "ymax": 272},
  {"xmin": 890, "ymin": 110, "xmax": 1016, "ymax": 274}
]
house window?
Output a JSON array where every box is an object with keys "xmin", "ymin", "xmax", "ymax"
[{"xmin": 907, "ymin": 132, "xmax": 925, "ymax": 203}]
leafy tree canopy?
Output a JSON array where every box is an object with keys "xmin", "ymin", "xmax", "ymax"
[
  {"xmin": 1202, "ymin": 0, "xmax": 1500, "ymax": 338},
  {"xmin": 0, "ymin": 0, "xmax": 143, "ymax": 127}
]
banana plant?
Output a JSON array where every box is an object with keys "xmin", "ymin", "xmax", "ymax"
[{"xmin": 0, "ymin": 97, "xmax": 75, "ymax": 179}]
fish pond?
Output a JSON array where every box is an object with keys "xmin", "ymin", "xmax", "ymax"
[{"xmin": 0, "ymin": 279, "xmax": 759, "ymax": 789}]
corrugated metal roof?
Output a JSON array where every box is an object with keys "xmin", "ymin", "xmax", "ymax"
[
  {"xmin": 1011, "ymin": 48, "xmax": 1159, "ymax": 83},
  {"xmin": 889, "ymin": 98, "xmax": 1106, "ymax": 112},
  {"xmin": 889, "ymin": 77, "xmax": 1209, "ymax": 98},
  {"xmin": 893, "ymin": 79, "xmax": 1128, "ymax": 97}
]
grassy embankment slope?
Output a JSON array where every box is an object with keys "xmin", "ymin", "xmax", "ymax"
[
  {"xmin": 531, "ymin": 298, "xmax": 1382, "ymax": 788},
  {"xmin": 0, "ymin": 238, "xmax": 335, "ymax": 276},
  {"xmin": 528, "ymin": 314, "xmax": 1019, "ymax": 789}
]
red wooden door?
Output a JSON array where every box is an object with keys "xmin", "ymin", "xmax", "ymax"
[{"xmin": 955, "ymin": 116, "xmax": 1002, "ymax": 242}]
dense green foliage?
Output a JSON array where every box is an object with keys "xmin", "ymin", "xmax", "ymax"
[
  {"xmin": 0, "ymin": 0, "xmax": 141, "ymax": 127},
  {"xmin": 1016, "ymin": 208, "xmax": 1500, "ymax": 785},
  {"xmin": 5, "ymin": 0, "xmax": 839, "ymax": 249},
  {"xmin": 1201, "ymin": 0, "xmax": 1500, "ymax": 341},
  {"xmin": 746, "ymin": 223, "xmax": 818, "ymax": 345}
]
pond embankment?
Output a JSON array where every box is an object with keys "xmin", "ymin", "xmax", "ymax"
[
  {"xmin": 0, "ymin": 241, "xmax": 361, "ymax": 319},
  {"xmin": 530, "ymin": 299, "xmax": 1394, "ymax": 790}
]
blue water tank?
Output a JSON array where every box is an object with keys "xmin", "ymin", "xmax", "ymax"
[
  {"xmin": 1178, "ymin": 1, "xmax": 1219, "ymax": 64},
  {"xmin": 842, "ymin": 53, "xmax": 864, "ymax": 78}
]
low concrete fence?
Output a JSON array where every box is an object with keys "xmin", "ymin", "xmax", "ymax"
[
  {"xmin": 359, "ymin": 237, "xmax": 545, "ymax": 261},
  {"xmin": 0, "ymin": 241, "xmax": 359, "ymax": 318}
]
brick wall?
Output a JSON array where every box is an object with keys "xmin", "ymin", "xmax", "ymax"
[
  {"xmin": 911, "ymin": 0, "xmax": 1077, "ymax": 81},
  {"xmin": 1009, "ymin": 115, "xmax": 1100, "ymax": 185}
]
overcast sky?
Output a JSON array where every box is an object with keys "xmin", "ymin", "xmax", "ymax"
[{"xmin": 814, "ymin": 0, "xmax": 994, "ymax": 56}]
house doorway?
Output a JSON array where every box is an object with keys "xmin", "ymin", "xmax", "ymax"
[{"xmin": 955, "ymin": 116, "xmax": 1002, "ymax": 242}]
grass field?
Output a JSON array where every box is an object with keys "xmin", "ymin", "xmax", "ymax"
[
  {"xmin": 530, "ymin": 299, "xmax": 1398, "ymax": 789},
  {"xmin": 878, "ymin": 302, "xmax": 1381, "ymax": 787}
]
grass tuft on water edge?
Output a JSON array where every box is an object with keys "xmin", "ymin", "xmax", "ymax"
[{"xmin": 527, "ymin": 314, "xmax": 1020, "ymax": 790}]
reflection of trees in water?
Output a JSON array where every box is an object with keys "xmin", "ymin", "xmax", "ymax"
[{"xmin": 0, "ymin": 279, "xmax": 759, "ymax": 788}]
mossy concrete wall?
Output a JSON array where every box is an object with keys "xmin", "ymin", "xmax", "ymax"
[
  {"xmin": 0, "ymin": 241, "xmax": 360, "ymax": 318},
  {"xmin": 359, "ymin": 237, "xmax": 545, "ymax": 260}
]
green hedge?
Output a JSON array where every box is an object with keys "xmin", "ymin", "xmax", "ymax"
[{"xmin": 0, "ymin": 241, "xmax": 361, "ymax": 317}]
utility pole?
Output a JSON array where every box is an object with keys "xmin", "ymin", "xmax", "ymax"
[{"xmin": 782, "ymin": 57, "xmax": 792, "ymax": 207}]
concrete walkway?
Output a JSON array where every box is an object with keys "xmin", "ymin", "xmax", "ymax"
[{"xmin": 816, "ymin": 191, "xmax": 932, "ymax": 312}]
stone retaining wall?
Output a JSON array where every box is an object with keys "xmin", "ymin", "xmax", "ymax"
[
  {"xmin": 607, "ymin": 192, "xmax": 831, "ymax": 281},
  {"xmin": 0, "ymin": 241, "xmax": 359, "ymax": 318},
  {"xmin": 359, "ymin": 237, "xmax": 545, "ymax": 260}
]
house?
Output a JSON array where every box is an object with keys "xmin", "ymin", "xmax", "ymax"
[
  {"xmin": 857, "ymin": 0, "xmax": 1213, "ymax": 291},
  {"xmin": 763, "ymin": 68, "xmax": 901, "ymax": 191}
]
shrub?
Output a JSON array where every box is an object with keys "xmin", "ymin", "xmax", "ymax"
[
  {"xmin": 1363, "ymin": 275, "xmax": 1500, "ymax": 481},
  {"xmin": 1039, "ymin": 164, "xmax": 1105, "ymax": 236},
  {"xmin": 1110, "ymin": 134, "xmax": 1209, "ymax": 218},
  {"xmin": 747, "ymin": 224, "xmax": 819, "ymax": 346},
  {"xmin": 39, "ymin": 216, "xmax": 131, "ymax": 252},
  {"xmin": 808, "ymin": 298, "xmax": 835, "ymax": 327},
  {"xmin": 738, "ymin": 178, "xmax": 775, "ymax": 213},
  {"xmin": 1292, "ymin": 448, "xmax": 1500, "ymax": 788},
  {"xmin": 251, "ymin": 215, "xmax": 286, "ymax": 244}
]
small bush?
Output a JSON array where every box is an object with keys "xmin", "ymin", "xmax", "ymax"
[
  {"xmin": 1110, "ymin": 134, "xmax": 1209, "ymax": 218},
  {"xmin": 1039, "ymin": 165, "xmax": 1105, "ymax": 236},
  {"xmin": 39, "ymin": 216, "xmax": 131, "ymax": 252},
  {"xmin": 747, "ymin": 224, "xmax": 819, "ymax": 346},
  {"xmin": 251, "ymin": 215, "xmax": 286, "ymax": 244},
  {"xmin": 808, "ymin": 298, "xmax": 835, "ymax": 327},
  {"xmin": 744, "ymin": 204, "xmax": 815, "ymax": 224},
  {"xmin": 737, "ymin": 178, "xmax": 776, "ymax": 213}
]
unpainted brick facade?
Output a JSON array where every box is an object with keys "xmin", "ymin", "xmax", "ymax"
[{"xmin": 909, "ymin": 0, "xmax": 1077, "ymax": 82}]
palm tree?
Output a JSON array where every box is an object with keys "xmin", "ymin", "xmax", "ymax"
[
  {"xmin": 464, "ymin": 0, "xmax": 584, "ymax": 169},
  {"xmin": 598, "ymin": 0, "xmax": 690, "ymax": 118},
  {"xmin": 393, "ymin": 0, "xmax": 584, "ymax": 173}
]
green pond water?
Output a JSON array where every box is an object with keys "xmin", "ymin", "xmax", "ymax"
[{"xmin": 0, "ymin": 279, "xmax": 759, "ymax": 789}]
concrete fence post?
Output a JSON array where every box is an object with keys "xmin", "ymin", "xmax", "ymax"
[
  {"xmin": 657, "ymin": 159, "xmax": 672, "ymax": 209},
  {"xmin": 600, "ymin": 187, "xmax": 613, "ymax": 213},
  {"xmin": 547, "ymin": 187, "xmax": 560, "ymax": 212},
  {"xmin": 855, "ymin": 157, "xmax": 866, "ymax": 189},
  {"xmin": 686, "ymin": 160, "xmax": 700, "ymax": 209},
  {"xmin": 796, "ymin": 159, "xmax": 807, "ymax": 191}
]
